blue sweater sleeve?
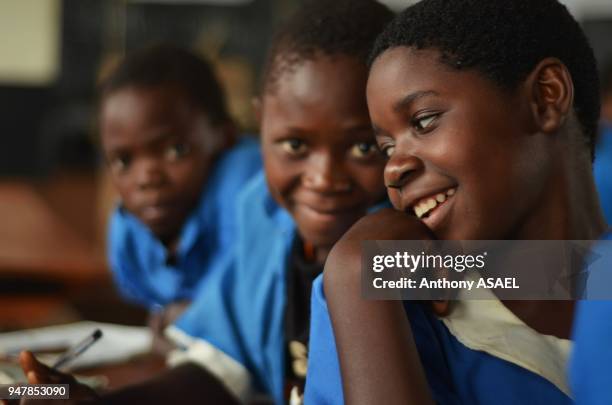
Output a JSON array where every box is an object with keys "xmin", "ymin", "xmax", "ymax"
[
  {"xmin": 570, "ymin": 300, "xmax": 612, "ymax": 405},
  {"xmin": 107, "ymin": 209, "xmax": 153, "ymax": 307},
  {"xmin": 570, "ymin": 234, "xmax": 612, "ymax": 405},
  {"xmin": 304, "ymin": 276, "xmax": 462, "ymax": 405},
  {"xmin": 304, "ymin": 275, "xmax": 345, "ymax": 405}
]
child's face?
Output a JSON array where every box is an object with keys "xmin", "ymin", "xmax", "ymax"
[
  {"xmin": 260, "ymin": 54, "xmax": 387, "ymax": 251},
  {"xmin": 367, "ymin": 47, "xmax": 550, "ymax": 240},
  {"xmin": 101, "ymin": 85, "xmax": 223, "ymax": 242}
]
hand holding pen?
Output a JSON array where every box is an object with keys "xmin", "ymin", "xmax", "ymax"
[{"xmin": 10, "ymin": 330, "xmax": 103, "ymax": 404}]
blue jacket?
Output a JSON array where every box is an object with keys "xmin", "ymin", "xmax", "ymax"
[
  {"xmin": 595, "ymin": 125, "xmax": 612, "ymax": 225},
  {"xmin": 306, "ymin": 269, "xmax": 580, "ymax": 404},
  {"xmin": 171, "ymin": 171, "xmax": 295, "ymax": 404},
  {"xmin": 569, "ymin": 232, "xmax": 612, "ymax": 405}
]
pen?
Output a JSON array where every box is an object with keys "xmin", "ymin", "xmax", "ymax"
[{"xmin": 52, "ymin": 329, "xmax": 103, "ymax": 370}]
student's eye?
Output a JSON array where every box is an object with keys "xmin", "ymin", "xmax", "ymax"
[
  {"xmin": 108, "ymin": 155, "xmax": 131, "ymax": 173},
  {"xmin": 349, "ymin": 142, "xmax": 380, "ymax": 159},
  {"xmin": 382, "ymin": 145, "xmax": 395, "ymax": 158},
  {"xmin": 376, "ymin": 140, "xmax": 395, "ymax": 158},
  {"xmin": 165, "ymin": 142, "xmax": 191, "ymax": 161},
  {"xmin": 279, "ymin": 138, "xmax": 307, "ymax": 155},
  {"xmin": 413, "ymin": 113, "xmax": 439, "ymax": 132}
]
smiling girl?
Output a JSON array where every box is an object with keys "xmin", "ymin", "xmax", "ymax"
[{"xmin": 305, "ymin": 0, "xmax": 608, "ymax": 404}]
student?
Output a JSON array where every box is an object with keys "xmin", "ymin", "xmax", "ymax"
[
  {"xmin": 164, "ymin": 1, "xmax": 391, "ymax": 403},
  {"xmin": 569, "ymin": 236, "xmax": 612, "ymax": 405},
  {"xmin": 16, "ymin": 1, "xmax": 392, "ymax": 404},
  {"xmin": 594, "ymin": 61, "xmax": 612, "ymax": 224},
  {"xmin": 100, "ymin": 45, "xmax": 261, "ymax": 330},
  {"xmin": 305, "ymin": 0, "xmax": 609, "ymax": 404},
  {"xmin": 565, "ymin": 66, "xmax": 612, "ymax": 405}
]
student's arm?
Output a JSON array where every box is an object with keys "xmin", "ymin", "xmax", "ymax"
[
  {"xmin": 18, "ymin": 351, "xmax": 239, "ymax": 405},
  {"xmin": 324, "ymin": 209, "xmax": 435, "ymax": 405}
]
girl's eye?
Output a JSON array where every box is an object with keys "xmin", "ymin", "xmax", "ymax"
[
  {"xmin": 382, "ymin": 146, "xmax": 395, "ymax": 158},
  {"xmin": 165, "ymin": 143, "xmax": 191, "ymax": 161},
  {"xmin": 280, "ymin": 138, "xmax": 307, "ymax": 155},
  {"xmin": 414, "ymin": 114, "xmax": 438, "ymax": 131},
  {"xmin": 350, "ymin": 142, "xmax": 379, "ymax": 158},
  {"xmin": 109, "ymin": 155, "xmax": 131, "ymax": 174}
]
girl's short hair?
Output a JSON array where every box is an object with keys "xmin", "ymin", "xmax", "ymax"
[
  {"xmin": 261, "ymin": 0, "xmax": 394, "ymax": 94},
  {"xmin": 100, "ymin": 44, "xmax": 231, "ymax": 126}
]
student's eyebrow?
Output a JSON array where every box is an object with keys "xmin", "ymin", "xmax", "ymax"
[
  {"xmin": 372, "ymin": 124, "xmax": 383, "ymax": 136},
  {"xmin": 372, "ymin": 124, "xmax": 389, "ymax": 138},
  {"xmin": 105, "ymin": 130, "xmax": 180, "ymax": 155},
  {"xmin": 344, "ymin": 123, "xmax": 374, "ymax": 133},
  {"xmin": 284, "ymin": 127, "xmax": 309, "ymax": 136},
  {"xmin": 141, "ymin": 129, "xmax": 180, "ymax": 146},
  {"xmin": 393, "ymin": 90, "xmax": 439, "ymax": 113}
]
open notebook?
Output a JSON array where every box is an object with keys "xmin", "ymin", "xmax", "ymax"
[{"xmin": 0, "ymin": 321, "xmax": 152, "ymax": 379}]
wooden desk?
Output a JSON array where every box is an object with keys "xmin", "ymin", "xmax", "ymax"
[
  {"xmin": 0, "ymin": 181, "xmax": 106, "ymax": 284},
  {"xmin": 0, "ymin": 179, "xmax": 164, "ymax": 391}
]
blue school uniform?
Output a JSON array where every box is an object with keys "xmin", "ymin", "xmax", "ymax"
[
  {"xmin": 306, "ymin": 278, "xmax": 573, "ymax": 404},
  {"xmin": 107, "ymin": 137, "xmax": 262, "ymax": 309},
  {"xmin": 165, "ymin": 171, "xmax": 296, "ymax": 404},
  {"xmin": 569, "ymin": 232, "xmax": 612, "ymax": 405},
  {"xmin": 165, "ymin": 171, "xmax": 389, "ymax": 404},
  {"xmin": 595, "ymin": 124, "xmax": 612, "ymax": 224}
]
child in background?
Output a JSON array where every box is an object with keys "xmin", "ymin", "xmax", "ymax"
[
  {"xmin": 569, "ymin": 235, "xmax": 612, "ymax": 405},
  {"xmin": 594, "ymin": 61, "xmax": 612, "ymax": 224},
  {"xmin": 306, "ymin": 0, "xmax": 609, "ymax": 404},
  {"xmin": 16, "ymin": 2, "xmax": 392, "ymax": 404},
  {"xmin": 571, "ymin": 64, "xmax": 612, "ymax": 404},
  {"xmin": 164, "ymin": 1, "xmax": 391, "ymax": 403},
  {"xmin": 100, "ymin": 45, "xmax": 261, "ymax": 340}
]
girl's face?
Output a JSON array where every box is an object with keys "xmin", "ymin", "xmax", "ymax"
[
  {"xmin": 367, "ymin": 47, "xmax": 552, "ymax": 240},
  {"xmin": 101, "ymin": 84, "xmax": 223, "ymax": 243},
  {"xmin": 260, "ymin": 54, "xmax": 387, "ymax": 253}
]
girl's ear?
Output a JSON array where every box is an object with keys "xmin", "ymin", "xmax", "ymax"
[
  {"xmin": 252, "ymin": 97, "xmax": 263, "ymax": 126},
  {"xmin": 526, "ymin": 57, "xmax": 574, "ymax": 134}
]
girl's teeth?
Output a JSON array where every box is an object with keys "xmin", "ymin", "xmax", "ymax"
[
  {"xmin": 415, "ymin": 206, "xmax": 423, "ymax": 218},
  {"xmin": 417, "ymin": 206, "xmax": 426, "ymax": 218},
  {"xmin": 414, "ymin": 188, "xmax": 456, "ymax": 219}
]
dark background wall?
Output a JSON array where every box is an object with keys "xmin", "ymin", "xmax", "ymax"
[
  {"xmin": 0, "ymin": 0, "xmax": 609, "ymax": 178},
  {"xmin": 0, "ymin": 0, "xmax": 292, "ymax": 178}
]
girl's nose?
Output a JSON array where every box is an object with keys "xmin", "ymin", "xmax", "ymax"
[
  {"xmin": 385, "ymin": 151, "xmax": 423, "ymax": 192},
  {"xmin": 135, "ymin": 158, "xmax": 166, "ymax": 190},
  {"xmin": 302, "ymin": 154, "xmax": 352, "ymax": 193}
]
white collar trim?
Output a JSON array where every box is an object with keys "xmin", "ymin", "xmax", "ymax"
[{"xmin": 440, "ymin": 285, "xmax": 572, "ymax": 397}]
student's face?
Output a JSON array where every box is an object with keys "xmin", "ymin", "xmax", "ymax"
[
  {"xmin": 368, "ymin": 47, "xmax": 549, "ymax": 240},
  {"xmin": 260, "ymin": 54, "xmax": 387, "ymax": 251},
  {"xmin": 101, "ymin": 85, "xmax": 223, "ymax": 242}
]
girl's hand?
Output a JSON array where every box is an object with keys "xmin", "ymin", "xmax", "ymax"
[
  {"xmin": 324, "ymin": 208, "xmax": 435, "ymax": 298},
  {"xmin": 17, "ymin": 351, "xmax": 98, "ymax": 404},
  {"xmin": 324, "ymin": 208, "xmax": 436, "ymax": 405}
]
